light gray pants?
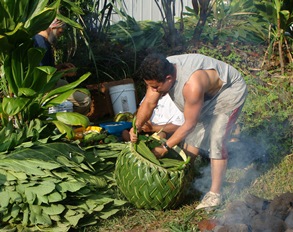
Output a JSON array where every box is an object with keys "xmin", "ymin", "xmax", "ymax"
[{"xmin": 184, "ymin": 106, "xmax": 243, "ymax": 159}]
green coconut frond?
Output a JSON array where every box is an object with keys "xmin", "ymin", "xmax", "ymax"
[{"xmin": 114, "ymin": 136, "xmax": 193, "ymax": 210}]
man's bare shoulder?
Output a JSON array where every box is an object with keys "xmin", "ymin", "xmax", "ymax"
[
  {"xmin": 186, "ymin": 69, "xmax": 222, "ymax": 96},
  {"xmin": 185, "ymin": 70, "xmax": 210, "ymax": 93}
]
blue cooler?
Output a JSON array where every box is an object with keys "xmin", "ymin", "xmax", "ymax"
[{"xmin": 99, "ymin": 121, "xmax": 132, "ymax": 137}]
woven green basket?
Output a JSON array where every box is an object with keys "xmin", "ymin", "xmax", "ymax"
[{"xmin": 114, "ymin": 139, "xmax": 193, "ymax": 210}]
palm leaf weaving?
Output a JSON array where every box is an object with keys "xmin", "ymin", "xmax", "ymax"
[{"xmin": 115, "ymin": 134, "xmax": 193, "ymax": 210}]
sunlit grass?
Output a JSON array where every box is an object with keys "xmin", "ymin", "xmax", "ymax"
[{"xmin": 248, "ymin": 153, "xmax": 293, "ymax": 199}]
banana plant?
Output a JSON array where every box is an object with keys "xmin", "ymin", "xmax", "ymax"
[
  {"xmin": 0, "ymin": 0, "xmax": 90, "ymax": 152},
  {"xmin": 255, "ymin": 0, "xmax": 293, "ymax": 74}
]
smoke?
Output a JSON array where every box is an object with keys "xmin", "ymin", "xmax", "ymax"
[
  {"xmin": 192, "ymin": 161, "xmax": 212, "ymax": 195},
  {"xmin": 227, "ymin": 137, "xmax": 268, "ymax": 168},
  {"xmin": 192, "ymin": 136, "xmax": 268, "ymax": 196}
]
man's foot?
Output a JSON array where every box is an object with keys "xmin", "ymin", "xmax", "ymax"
[{"xmin": 195, "ymin": 191, "xmax": 221, "ymax": 210}]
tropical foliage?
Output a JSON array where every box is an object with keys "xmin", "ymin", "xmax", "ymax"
[
  {"xmin": 0, "ymin": 142, "xmax": 126, "ymax": 231},
  {"xmin": 255, "ymin": 0, "xmax": 293, "ymax": 74},
  {"xmin": 0, "ymin": 2, "xmax": 129, "ymax": 230},
  {"xmin": 183, "ymin": 0, "xmax": 266, "ymax": 45},
  {"xmin": 0, "ymin": 0, "xmax": 90, "ymax": 152}
]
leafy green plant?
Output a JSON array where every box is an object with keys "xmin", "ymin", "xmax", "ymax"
[
  {"xmin": 211, "ymin": 0, "xmax": 266, "ymax": 43},
  {"xmin": 183, "ymin": 0, "xmax": 267, "ymax": 45},
  {"xmin": 0, "ymin": 142, "xmax": 127, "ymax": 231},
  {"xmin": 255, "ymin": 0, "xmax": 293, "ymax": 74},
  {"xmin": 0, "ymin": 0, "xmax": 91, "ymax": 151},
  {"xmin": 109, "ymin": 16, "xmax": 164, "ymax": 54},
  {"xmin": 195, "ymin": 44, "xmax": 250, "ymax": 74},
  {"xmin": 190, "ymin": 0, "xmax": 214, "ymax": 45},
  {"xmin": 57, "ymin": 0, "xmax": 132, "ymax": 83},
  {"xmin": 53, "ymin": 0, "xmax": 116, "ymax": 81},
  {"xmin": 154, "ymin": 0, "xmax": 185, "ymax": 48},
  {"xmin": 81, "ymin": 16, "xmax": 165, "ymax": 82}
]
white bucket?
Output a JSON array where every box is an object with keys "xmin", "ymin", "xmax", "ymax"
[
  {"xmin": 48, "ymin": 100, "xmax": 73, "ymax": 114},
  {"xmin": 109, "ymin": 83, "xmax": 137, "ymax": 115}
]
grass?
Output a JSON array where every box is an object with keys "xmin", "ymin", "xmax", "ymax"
[
  {"xmin": 248, "ymin": 154, "xmax": 293, "ymax": 199},
  {"xmin": 80, "ymin": 150, "xmax": 293, "ymax": 232}
]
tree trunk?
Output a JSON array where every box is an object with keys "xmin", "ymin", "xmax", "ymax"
[
  {"xmin": 192, "ymin": 0, "xmax": 211, "ymax": 47},
  {"xmin": 277, "ymin": 17, "xmax": 285, "ymax": 75},
  {"xmin": 158, "ymin": 0, "xmax": 181, "ymax": 48}
]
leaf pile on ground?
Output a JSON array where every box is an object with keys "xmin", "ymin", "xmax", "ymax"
[{"xmin": 0, "ymin": 142, "xmax": 126, "ymax": 231}]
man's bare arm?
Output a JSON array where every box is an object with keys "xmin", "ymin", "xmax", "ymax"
[
  {"xmin": 135, "ymin": 88, "xmax": 161, "ymax": 131},
  {"xmin": 163, "ymin": 70, "xmax": 210, "ymax": 147}
]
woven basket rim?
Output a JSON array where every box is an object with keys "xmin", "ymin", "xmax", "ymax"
[{"xmin": 126, "ymin": 141, "xmax": 190, "ymax": 172}]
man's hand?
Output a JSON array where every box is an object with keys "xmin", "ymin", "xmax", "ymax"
[
  {"xmin": 141, "ymin": 121, "xmax": 153, "ymax": 133},
  {"xmin": 56, "ymin": 62, "xmax": 77, "ymax": 77},
  {"xmin": 56, "ymin": 62, "xmax": 75, "ymax": 70},
  {"xmin": 152, "ymin": 145, "xmax": 168, "ymax": 159},
  {"xmin": 129, "ymin": 127, "xmax": 138, "ymax": 143}
]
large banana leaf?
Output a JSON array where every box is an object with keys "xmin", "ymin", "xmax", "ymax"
[{"xmin": 44, "ymin": 88, "xmax": 90, "ymax": 107}]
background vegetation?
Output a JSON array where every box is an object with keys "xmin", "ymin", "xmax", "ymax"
[{"xmin": 0, "ymin": 0, "xmax": 292, "ymax": 231}]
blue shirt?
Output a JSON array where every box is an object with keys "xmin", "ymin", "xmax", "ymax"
[{"xmin": 33, "ymin": 34, "xmax": 55, "ymax": 66}]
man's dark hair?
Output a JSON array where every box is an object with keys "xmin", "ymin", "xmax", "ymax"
[{"xmin": 137, "ymin": 53, "xmax": 175, "ymax": 83}]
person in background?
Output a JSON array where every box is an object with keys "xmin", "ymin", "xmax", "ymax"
[
  {"xmin": 129, "ymin": 53, "xmax": 247, "ymax": 210},
  {"xmin": 122, "ymin": 93, "xmax": 184, "ymax": 141},
  {"xmin": 33, "ymin": 18, "xmax": 91, "ymax": 115}
]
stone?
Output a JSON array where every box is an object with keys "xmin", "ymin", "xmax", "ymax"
[
  {"xmin": 219, "ymin": 201, "xmax": 256, "ymax": 226},
  {"xmin": 267, "ymin": 192, "xmax": 293, "ymax": 220},
  {"xmin": 285, "ymin": 210, "xmax": 293, "ymax": 229},
  {"xmin": 244, "ymin": 193, "xmax": 270, "ymax": 213},
  {"xmin": 251, "ymin": 213, "xmax": 287, "ymax": 232},
  {"xmin": 213, "ymin": 224, "xmax": 249, "ymax": 232}
]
